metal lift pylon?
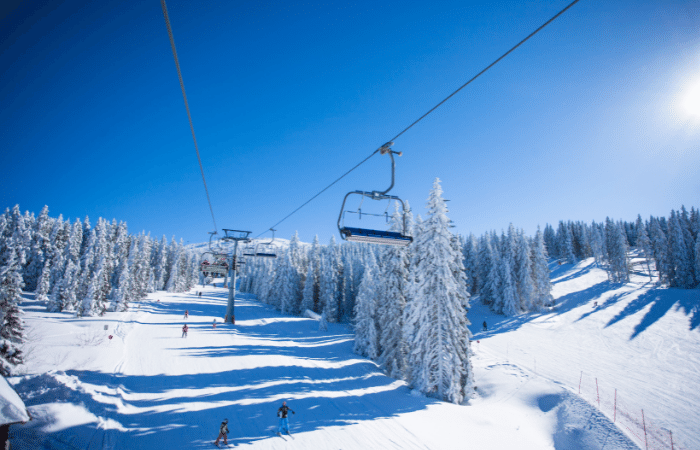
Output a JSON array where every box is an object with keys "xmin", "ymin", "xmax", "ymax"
[{"xmin": 219, "ymin": 229, "xmax": 251, "ymax": 324}]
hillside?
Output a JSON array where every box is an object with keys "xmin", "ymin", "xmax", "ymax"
[{"xmin": 6, "ymin": 258, "xmax": 698, "ymax": 449}]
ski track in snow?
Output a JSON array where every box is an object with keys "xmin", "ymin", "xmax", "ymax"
[{"xmin": 8, "ymin": 259, "xmax": 697, "ymax": 449}]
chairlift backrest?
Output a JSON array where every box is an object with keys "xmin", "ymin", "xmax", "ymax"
[{"xmin": 337, "ymin": 143, "xmax": 412, "ymax": 246}]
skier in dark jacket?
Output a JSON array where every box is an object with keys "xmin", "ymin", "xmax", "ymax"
[
  {"xmin": 482, "ymin": 321, "xmax": 487, "ymax": 331},
  {"xmin": 182, "ymin": 324, "xmax": 188, "ymax": 338},
  {"xmin": 276, "ymin": 401, "xmax": 295, "ymax": 435},
  {"xmin": 214, "ymin": 418, "xmax": 229, "ymax": 446}
]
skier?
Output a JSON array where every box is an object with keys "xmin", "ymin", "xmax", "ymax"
[
  {"xmin": 276, "ymin": 401, "xmax": 295, "ymax": 435},
  {"xmin": 213, "ymin": 319, "xmax": 217, "ymax": 329},
  {"xmin": 182, "ymin": 324, "xmax": 188, "ymax": 338},
  {"xmin": 184, "ymin": 310, "xmax": 189, "ymax": 319},
  {"xmin": 214, "ymin": 418, "xmax": 229, "ymax": 446},
  {"xmin": 199, "ymin": 292, "xmax": 202, "ymax": 297},
  {"xmin": 482, "ymin": 321, "xmax": 487, "ymax": 331}
]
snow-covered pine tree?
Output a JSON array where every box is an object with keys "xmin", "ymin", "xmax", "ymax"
[
  {"xmin": 543, "ymin": 224, "xmax": 557, "ymax": 258},
  {"xmin": 531, "ymin": 226, "xmax": 553, "ymax": 308},
  {"xmin": 695, "ymin": 238, "xmax": 700, "ymax": 288},
  {"xmin": 24, "ymin": 205, "xmax": 51, "ymax": 291},
  {"xmin": 500, "ymin": 256, "xmax": 519, "ymax": 316},
  {"xmin": 476, "ymin": 235, "xmax": 495, "ymax": 306},
  {"xmin": 300, "ymin": 235, "xmax": 321, "ymax": 313},
  {"xmin": 377, "ymin": 204, "xmax": 410, "ymax": 379},
  {"xmin": 165, "ymin": 237, "xmax": 180, "ymax": 293},
  {"xmin": 667, "ymin": 210, "xmax": 694, "ymax": 288},
  {"xmin": 319, "ymin": 237, "xmax": 341, "ymax": 322},
  {"xmin": 590, "ymin": 221, "xmax": 604, "ymax": 267},
  {"xmin": 405, "ymin": 178, "xmax": 473, "ymax": 404},
  {"xmin": 35, "ymin": 259, "xmax": 52, "ymax": 303},
  {"xmin": 339, "ymin": 246, "xmax": 355, "ymax": 322},
  {"xmin": 635, "ymin": 215, "xmax": 654, "ymax": 281},
  {"xmin": 515, "ymin": 231, "xmax": 536, "ymax": 312},
  {"xmin": 0, "ymin": 233, "xmax": 25, "ymax": 375},
  {"xmin": 278, "ymin": 251, "xmax": 302, "ymax": 315},
  {"xmin": 153, "ymin": 235, "xmax": 169, "ymax": 291},
  {"xmin": 649, "ymin": 217, "xmax": 669, "ymax": 285},
  {"xmin": 605, "ymin": 218, "xmax": 630, "ymax": 283},
  {"xmin": 486, "ymin": 233, "xmax": 504, "ymax": 314},
  {"xmin": 353, "ymin": 251, "xmax": 380, "ymax": 359},
  {"xmin": 562, "ymin": 222, "xmax": 576, "ymax": 264},
  {"xmin": 462, "ymin": 234, "xmax": 479, "ymax": 295},
  {"xmin": 109, "ymin": 255, "xmax": 131, "ymax": 312}
]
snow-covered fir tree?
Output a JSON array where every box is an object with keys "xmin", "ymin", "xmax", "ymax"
[
  {"xmin": 0, "ymin": 233, "xmax": 25, "ymax": 375},
  {"xmin": 604, "ymin": 218, "xmax": 630, "ymax": 283},
  {"xmin": 376, "ymin": 204, "xmax": 411, "ymax": 379},
  {"xmin": 405, "ymin": 178, "xmax": 473, "ymax": 404},
  {"xmin": 353, "ymin": 252, "xmax": 380, "ymax": 359},
  {"xmin": 531, "ymin": 227, "xmax": 553, "ymax": 308}
]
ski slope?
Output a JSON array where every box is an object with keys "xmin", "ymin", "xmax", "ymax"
[{"xmin": 7, "ymin": 258, "xmax": 698, "ymax": 449}]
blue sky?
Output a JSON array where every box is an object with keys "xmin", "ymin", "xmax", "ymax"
[{"xmin": 2, "ymin": 0, "xmax": 699, "ymax": 246}]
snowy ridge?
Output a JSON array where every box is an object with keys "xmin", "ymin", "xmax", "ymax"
[{"xmin": 6, "ymin": 258, "xmax": 698, "ymax": 449}]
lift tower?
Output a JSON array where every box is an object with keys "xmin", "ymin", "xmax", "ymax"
[{"xmin": 220, "ymin": 229, "xmax": 251, "ymax": 324}]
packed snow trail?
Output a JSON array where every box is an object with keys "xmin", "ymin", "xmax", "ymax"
[{"xmin": 12, "ymin": 283, "xmax": 637, "ymax": 449}]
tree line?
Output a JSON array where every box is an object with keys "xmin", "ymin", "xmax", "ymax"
[
  {"xmin": 542, "ymin": 206, "xmax": 700, "ymax": 287},
  {"xmin": 0, "ymin": 205, "xmax": 199, "ymax": 375}
]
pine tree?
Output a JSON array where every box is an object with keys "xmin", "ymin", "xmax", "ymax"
[
  {"xmin": 531, "ymin": 226, "xmax": 553, "ymax": 308},
  {"xmin": 515, "ymin": 231, "xmax": 536, "ymax": 312},
  {"xmin": 353, "ymin": 252, "xmax": 379, "ymax": 359},
  {"xmin": 667, "ymin": 210, "xmax": 693, "ymax": 288},
  {"xmin": 605, "ymin": 218, "xmax": 630, "ymax": 283},
  {"xmin": 462, "ymin": 234, "xmax": 479, "ymax": 295},
  {"xmin": 24, "ymin": 205, "xmax": 51, "ymax": 291},
  {"xmin": 377, "ymin": 204, "xmax": 410, "ymax": 379},
  {"xmin": 405, "ymin": 178, "xmax": 473, "ymax": 404},
  {"xmin": 649, "ymin": 217, "xmax": 670, "ymax": 285},
  {"xmin": 319, "ymin": 237, "xmax": 341, "ymax": 322},
  {"xmin": 0, "ymin": 234, "xmax": 25, "ymax": 375},
  {"xmin": 34, "ymin": 259, "xmax": 52, "ymax": 303},
  {"xmin": 635, "ymin": 215, "xmax": 654, "ymax": 281}
]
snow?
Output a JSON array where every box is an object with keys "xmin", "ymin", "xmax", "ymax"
[
  {"xmin": 0, "ymin": 374, "xmax": 29, "ymax": 425},
  {"xmin": 6, "ymin": 259, "xmax": 698, "ymax": 449}
]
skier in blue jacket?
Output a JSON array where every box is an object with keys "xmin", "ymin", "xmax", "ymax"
[{"xmin": 277, "ymin": 401, "xmax": 295, "ymax": 435}]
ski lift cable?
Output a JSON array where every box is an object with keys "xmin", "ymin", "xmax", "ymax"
[
  {"xmin": 161, "ymin": 0, "xmax": 218, "ymax": 234},
  {"xmin": 264, "ymin": 0, "xmax": 582, "ymax": 238},
  {"xmin": 389, "ymin": 0, "xmax": 580, "ymax": 142}
]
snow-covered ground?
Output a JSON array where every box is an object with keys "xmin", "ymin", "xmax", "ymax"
[{"xmin": 7, "ymin": 258, "xmax": 699, "ymax": 449}]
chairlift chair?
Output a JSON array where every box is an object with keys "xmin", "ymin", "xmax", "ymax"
[
  {"xmin": 254, "ymin": 229, "xmax": 277, "ymax": 258},
  {"xmin": 200, "ymin": 251, "xmax": 229, "ymax": 276},
  {"xmin": 337, "ymin": 142, "xmax": 412, "ymax": 246}
]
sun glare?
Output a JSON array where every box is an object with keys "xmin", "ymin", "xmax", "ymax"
[{"xmin": 681, "ymin": 79, "xmax": 700, "ymax": 119}]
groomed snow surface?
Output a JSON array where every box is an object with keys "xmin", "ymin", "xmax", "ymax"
[{"xmin": 7, "ymin": 258, "xmax": 699, "ymax": 449}]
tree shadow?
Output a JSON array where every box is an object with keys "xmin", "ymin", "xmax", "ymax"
[
  {"xmin": 605, "ymin": 287, "xmax": 700, "ymax": 338},
  {"xmin": 11, "ymin": 289, "xmax": 439, "ymax": 449}
]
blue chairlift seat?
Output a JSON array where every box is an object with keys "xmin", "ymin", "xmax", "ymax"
[{"xmin": 340, "ymin": 227, "xmax": 412, "ymax": 246}]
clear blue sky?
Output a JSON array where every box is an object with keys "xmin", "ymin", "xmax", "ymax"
[{"xmin": 2, "ymin": 0, "xmax": 699, "ymax": 246}]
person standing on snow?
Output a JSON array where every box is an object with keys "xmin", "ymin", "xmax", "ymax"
[
  {"xmin": 214, "ymin": 418, "xmax": 229, "ymax": 446},
  {"xmin": 276, "ymin": 401, "xmax": 295, "ymax": 435},
  {"xmin": 184, "ymin": 310, "xmax": 189, "ymax": 319},
  {"xmin": 182, "ymin": 324, "xmax": 188, "ymax": 338},
  {"xmin": 482, "ymin": 321, "xmax": 487, "ymax": 331}
]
